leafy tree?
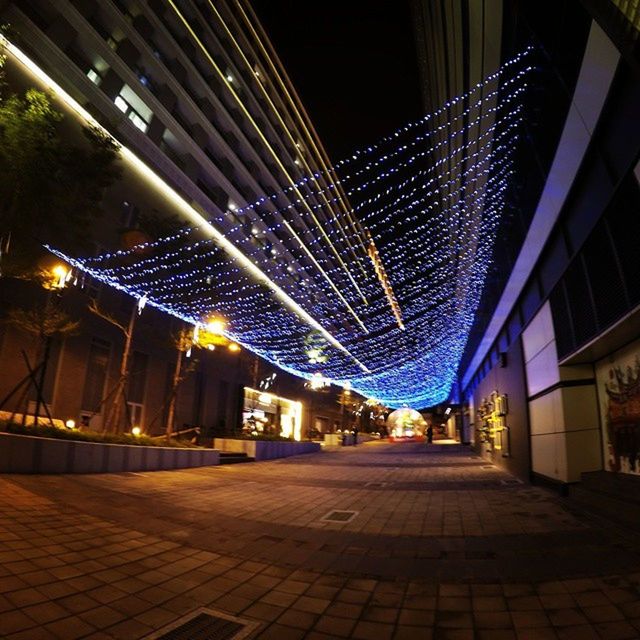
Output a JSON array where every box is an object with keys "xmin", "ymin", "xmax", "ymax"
[{"xmin": 0, "ymin": 85, "xmax": 121, "ymax": 276}]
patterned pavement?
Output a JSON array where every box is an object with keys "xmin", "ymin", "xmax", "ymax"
[{"xmin": 1, "ymin": 441, "xmax": 640, "ymax": 639}]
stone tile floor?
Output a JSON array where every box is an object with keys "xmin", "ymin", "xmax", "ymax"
[{"xmin": 1, "ymin": 441, "xmax": 640, "ymax": 639}]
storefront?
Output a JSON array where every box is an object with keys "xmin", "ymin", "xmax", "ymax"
[{"xmin": 242, "ymin": 387, "xmax": 303, "ymax": 440}]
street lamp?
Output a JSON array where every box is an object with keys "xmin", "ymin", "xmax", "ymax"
[
  {"xmin": 33, "ymin": 262, "xmax": 71, "ymax": 425},
  {"xmin": 51, "ymin": 264, "xmax": 69, "ymax": 289},
  {"xmin": 206, "ymin": 317, "xmax": 226, "ymax": 335}
]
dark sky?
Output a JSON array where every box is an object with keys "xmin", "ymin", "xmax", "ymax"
[{"xmin": 251, "ymin": 0, "xmax": 423, "ymax": 163}]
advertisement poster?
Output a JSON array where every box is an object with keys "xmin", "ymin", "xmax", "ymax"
[{"xmin": 596, "ymin": 338, "xmax": 640, "ymax": 475}]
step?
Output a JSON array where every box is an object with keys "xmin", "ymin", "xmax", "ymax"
[
  {"xmin": 218, "ymin": 452, "xmax": 254, "ymax": 465},
  {"xmin": 579, "ymin": 470, "xmax": 640, "ymax": 505},
  {"xmin": 569, "ymin": 471, "xmax": 640, "ymax": 529},
  {"xmin": 423, "ymin": 443, "xmax": 471, "ymax": 453}
]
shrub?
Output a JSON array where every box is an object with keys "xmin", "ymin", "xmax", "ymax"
[{"xmin": 1, "ymin": 421, "xmax": 200, "ymax": 448}]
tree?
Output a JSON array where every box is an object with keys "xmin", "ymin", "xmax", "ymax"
[
  {"xmin": 164, "ymin": 326, "xmax": 197, "ymax": 440},
  {"xmin": 3, "ymin": 293, "xmax": 80, "ymax": 426},
  {"xmin": 87, "ymin": 299, "xmax": 137, "ymax": 433},
  {"xmin": 0, "ymin": 86, "xmax": 120, "ymax": 276}
]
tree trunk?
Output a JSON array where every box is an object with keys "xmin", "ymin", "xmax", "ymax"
[
  {"xmin": 165, "ymin": 347, "xmax": 183, "ymax": 440},
  {"xmin": 104, "ymin": 303, "xmax": 137, "ymax": 433},
  {"xmin": 33, "ymin": 334, "xmax": 52, "ymax": 426}
]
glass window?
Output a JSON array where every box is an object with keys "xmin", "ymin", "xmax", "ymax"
[
  {"xmin": 86, "ymin": 68, "xmax": 101, "ymax": 85},
  {"xmin": 81, "ymin": 338, "xmax": 111, "ymax": 412},
  {"xmin": 127, "ymin": 351, "xmax": 148, "ymax": 404}
]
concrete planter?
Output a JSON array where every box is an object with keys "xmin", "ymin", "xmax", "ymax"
[
  {"xmin": 213, "ymin": 438, "xmax": 320, "ymax": 461},
  {"xmin": 0, "ymin": 433, "xmax": 220, "ymax": 474},
  {"xmin": 324, "ymin": 433, "xmax": 377, "ymax": 446}
]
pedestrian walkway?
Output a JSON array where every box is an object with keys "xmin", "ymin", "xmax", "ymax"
[{"xmin": 1, "ymin": 441, "xmax": 640, "ymax": 639}]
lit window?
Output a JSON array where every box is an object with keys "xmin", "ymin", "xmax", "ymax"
[
  {"xmin": 86, "ymin": 68, "xmax": 101, "ymax": 85},
  {"xmin": 253, "ymin": 64, "xmax": 266, "ymax": 85},
  {"xmin": 128, "ymin": 111, "xmax": 148, "ymax": 132},
  {"xmin": 114, "ymin": 88, "xmax": 151, "ymax": 133},
  {"xmin": 114, "ymin": 95, "xmax": 128, "ymax": 113}
]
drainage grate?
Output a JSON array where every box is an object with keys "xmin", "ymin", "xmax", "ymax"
[
  {"xmin": 365, "ymin": 481, "xmax": 389, "ymax": 488},
  {"xmin": 144, "ymin": 608, "xmax": 260, "ymax": 640},
  {"xmin": 501, "ymin": 478, "xmax": 524, "ymax": 485},
  {"xmin": 321, "ymin": 509, "xmax": 358, "ymax": 523},
  {"xmin": 482, "ymin": 465, "xmax": 495, "ymax": 469}
]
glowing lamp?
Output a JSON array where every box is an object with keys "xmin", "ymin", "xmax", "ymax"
[
  {"xmin": 52, "ymin": 264, "xmax": 69, "ymax": 289},
  {"xmin": 206, "ymin": 318, "xmax": 226, "ymax": 335},
  {"xmin": 228, "ymin": 342, "xmax": 240, "ymax": 352},
  {"xmin": 65, "ymin": 419, "xmax": 76, "ymax": 429},
  {"xmin": 131, "ymin": 426, "xmax": 141, "ymax": 436}
]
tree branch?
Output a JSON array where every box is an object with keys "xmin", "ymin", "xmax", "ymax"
[{"xmin": 88, "ymin": 299, "xmax": 128, "ymax": 335}]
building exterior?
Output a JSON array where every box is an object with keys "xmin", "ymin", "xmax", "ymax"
[
  {"xmin": 0, "ymin": 0, "xmax": 367, "ymax": 438},
  {"xmin": 414, "ymin": 0, "xmax": 640, "ymax": 488}
]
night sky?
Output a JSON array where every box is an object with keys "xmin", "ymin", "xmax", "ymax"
[{"xmin": 251, "ymin": 0, "xmax": 423, "ymax": 163}]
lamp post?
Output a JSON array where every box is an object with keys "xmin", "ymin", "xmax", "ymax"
[
  {"xmin": 33, "ymin": 264, "xmax": 69, "ymax": 426},
  {"xmin": 165, "ymin": 316, "xmax": 240, "ymax": 442}
]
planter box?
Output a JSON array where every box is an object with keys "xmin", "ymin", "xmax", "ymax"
[
  {"xmin": 213, "ymin": 438, "xmax": 320, "ymax": 461},
  {"xmin": 0, "ymin": 433, "xmax": 220, "ymax": 474}
]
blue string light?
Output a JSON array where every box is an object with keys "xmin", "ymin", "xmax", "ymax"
[{"xmin": 47, "ymin": 49, "xmax": 534, "ymax": 408}]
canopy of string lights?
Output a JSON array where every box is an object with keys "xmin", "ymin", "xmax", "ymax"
[{"xmin": 49, "ymin": 49, "xmax": 533, "ymax": 408}]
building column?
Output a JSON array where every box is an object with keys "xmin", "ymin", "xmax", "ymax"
[{"xmin": 523, "ymin": 302, "xmax": 602, "ymax": 484}]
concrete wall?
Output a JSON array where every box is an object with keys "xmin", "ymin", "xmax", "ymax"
[
  {"xmin": 472, "ymin": 337, "xmax": 530, "ymax": 480},
  {"xmin": 214, "ymin": 438, "xmax": 320, "ymax": 461},
  {"xmin": 523, "ymin": 302, "xmax": 602, "ymax": 483},
  {"xmin": 0, "ymin": 433, "xmax": 220, "ymax": 473}
]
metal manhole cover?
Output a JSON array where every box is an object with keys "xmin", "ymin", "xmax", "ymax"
[
  {"xmin": 321, "ymin": 509, "xmax": 358, "ymax": 523},
  {"xmin": 144, "ymin": 608, "xmax": 260, "ymax": 640}
]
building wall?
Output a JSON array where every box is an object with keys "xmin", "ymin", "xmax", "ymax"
[
  {"xmin": 472, "ymin": 336, "xmax": 530, "ymax": 480},
  {"xmin": 523, "ymin": 302, "xmax": 602, "ymax": 484},
  {"xmin": 458, "ymin": 6, "xmax": 640, "ymax": 497}
]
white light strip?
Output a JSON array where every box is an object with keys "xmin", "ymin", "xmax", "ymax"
[
  {"xmin": 234, "ymin": 0, "xmax": 369, "ymax": 253},
  {"xmin": 0, "ymin": 35, "xmax": 370, "ymax": 373},
  {"xmin": 165, "ymin": 1, "xmax": 370, "ymax": 320},
  {"xmin": 205, "ymin": 0, "xmax": 368, "ymax": 282}
]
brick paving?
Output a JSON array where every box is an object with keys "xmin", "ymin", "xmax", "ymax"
[{"xmin": 1, "ymin": 441, "xmax": 640, "ymax": 639}]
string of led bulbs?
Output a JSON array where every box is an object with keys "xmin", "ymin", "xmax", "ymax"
[{"xmin": 48, "ymin": 47, "xmax": 535, "ymax": 407}]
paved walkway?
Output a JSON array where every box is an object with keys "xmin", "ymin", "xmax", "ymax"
[{"xmin": 1, "ymin": 441, "xmax": 640, "ymax": 639}]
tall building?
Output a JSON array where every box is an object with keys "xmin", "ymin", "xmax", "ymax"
[
  {"xmin": 0, "ymin": 0, "xmax": 373, "ymax": 436},
  {"xmin": 414, "ymin": 0, "xmax": 640, "ymax": 492}
]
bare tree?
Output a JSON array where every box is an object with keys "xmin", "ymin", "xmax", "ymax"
[
  {"xmin": 88, "ymin": 298, "xmax": 137, "ymax": 433},
  {"xmin": 165, "ymin": 327, "xmax": 196, "ymax": 440}
]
